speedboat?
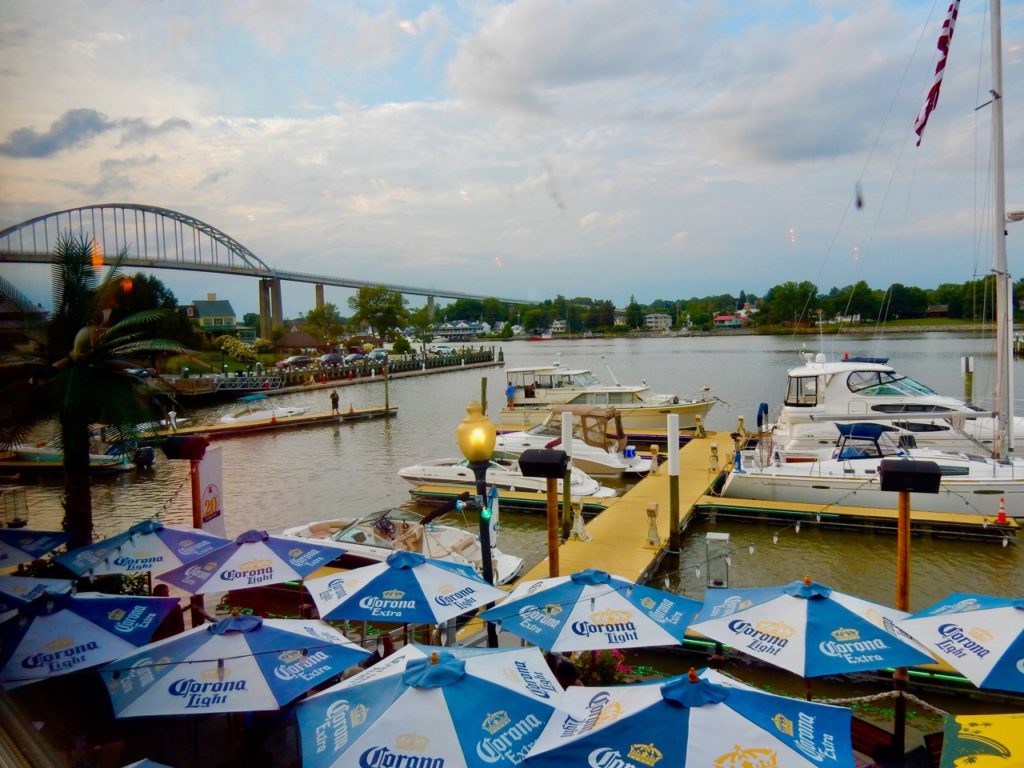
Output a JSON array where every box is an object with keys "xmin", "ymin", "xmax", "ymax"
[
  {"xmin": 499, "ymin": 360, "xmax": 715, "ymax": 431},
  {"xmin": 2, "ymin": 444, "xmax": 131, "ymax": 473},
  {"xmin": 281, "ymin": 506, "xmax": 524, "ymax": 586},
  {"xmin": 722, "ymin": 422, "xmax": 1024, "ymax": 518},
  {"xmin": 397, "ymin": 456, "xmax": 618, "ymax": 499},
  {"xmin": 494, "ymin": 405, "xmax": 652, "ymax": 476},
  {"xmin": 219, "ymin": 393, "xmax": 309, "ymax": 424},
  {"xmin": 762, "ymin": 351, "xmax": 1024, "ymax": 459}
]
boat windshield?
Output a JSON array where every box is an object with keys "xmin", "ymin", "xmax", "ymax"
[
  {"xmin": 846, "ymin": 371, "xmax": 937, "ymax": 397},
  {"xmin": 332, "ymin": 508, "xmax": 421, "ymax": 542},
  {"xmin": 567, "ymin": 391, "xmax": 642, "ymax": 406}
]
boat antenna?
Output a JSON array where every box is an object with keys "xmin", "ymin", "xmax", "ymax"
[{"xmin": 602, "ymin": 355, "xmax": 621, "ymax": 386}]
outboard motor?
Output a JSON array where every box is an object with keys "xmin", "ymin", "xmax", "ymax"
[{"xmin": 133, "ymin": 446, "xmax": 156, "ymax": 469}]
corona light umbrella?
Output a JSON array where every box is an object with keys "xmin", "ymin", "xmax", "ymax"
[
  {"xmin": 294, "ymin": 644, "xmax": 562, "ymax": 768},
  {"xmin": 0, "ymin": 574, "xmax": 73, "ymax": 613},
  {"xmin": 97, "ymin": 612, "xmax": 370, "ymax": 717},
  {"xmin": 687, "ymin": 577, "xmax": 933, "ymax": 677},
  {"xmin": 896, "ymin": 593, "xmax": 1024, "ymax": 693},
  {"xmin": 0, "ymin": 591, "xmax": 180, "ymax": 688},
  {"xmin": 522, "ymin": 667, "xmax": 855, "ymax": 768},
  {"xmin": 0, "ymin": 528, "xmax": 70, "ymax": 569},
  {"xmin": 303, "ymin": 550, "xmax": 506, "ymax": 624},
  {"xmin": 55, "ymin": 520, "xmax": 228, "ymax": 578},
  {"xmin": 154, "ymin": 529, "xmax": 347, "ymax": 595},
  {"xmin": 479, "ymin": 568, "xmax": 702, "ymax": 652}
]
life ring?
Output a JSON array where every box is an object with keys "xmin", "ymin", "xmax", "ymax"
[{"xmin": 756, "ymin": 402, "xmax": 769, "ymax": 429}]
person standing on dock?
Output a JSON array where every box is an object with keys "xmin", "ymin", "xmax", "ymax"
[
  {"xmin": 330, "ymin": 389, "xmax": 340, "ymax": 415},
  {"xmin": 506, "ymin": 381, "xmax": 516, "ymax": 407}
]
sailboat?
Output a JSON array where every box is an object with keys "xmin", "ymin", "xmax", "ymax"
[{"xmin": 720, "ymin": 0, "xmax": 1022, "ymax": 517}]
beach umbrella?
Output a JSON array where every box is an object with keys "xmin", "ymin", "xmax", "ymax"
[
  {"xmin": 0, "ymin": 574, "xmax": 73, "ymax": 613},
  {"xmin": 121, "ymin": 760, "xmax": 175, "ymax": 768},
  {"xmin": 55, "ymin": 520, "xmax": 229, "ymax": 578},
  {"xmin": 523, "ymin": 667, "xmax": 855, "ymax": 768},
  {"xmin": 154, "ymin": 529, "xmax": 347, "ymax": 595},
  {"xmin": 0, "ymin": 528, "xmax": 70, "ymax": 568},
  {"xmin": 294, "ymin": 643, "xmax": 562, "ymax": 768},
  {"xmin": 303, "ymin": 550, "xmax": 506, "ymax": 624},
  {"xmin": 0, "ymin": 591, "xmax": 181, "ymax": 688},
  {"xmin": 688, "ymin": 577, "xmax": 934, "ymax": 677},
  {"xmin": 896, "ymin": 592, "xmax": 1024, "ymax": 693},
  {"xmin": 939, "ymin": 711, "xmax": 1024, "ymax": 767},
  {"xmin": 98, "ymin": 612, "xmax": 369, "ymax": 717},
  {"xmin": 478, "ymin": 568, "xmax": 702, "ymax": 652}
]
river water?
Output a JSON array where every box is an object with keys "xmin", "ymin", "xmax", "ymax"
[{"xmin": 14, "ymin": 331, "xmax": 1024, "ymax": 616}]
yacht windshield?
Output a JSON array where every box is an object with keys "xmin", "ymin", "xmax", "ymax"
[{"xmin": 846, "ymin": 371, "xmax": 937, "ymax": 397}]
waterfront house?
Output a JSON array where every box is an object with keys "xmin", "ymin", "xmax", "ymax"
[{"xmin": 186, "ymin": 293, "xmax": 236, "ymax": 333}]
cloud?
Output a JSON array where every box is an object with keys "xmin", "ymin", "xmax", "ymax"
[
  {"xmin": 119, "ymin": 117, "xmax": 191, "ymax": 145},
  {"xmin": 0, "ymin": 108, "xmax": 117, "ymax": 158}
]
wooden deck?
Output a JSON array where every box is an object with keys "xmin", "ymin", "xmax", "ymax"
[{"xmin": 141, "ymin": 406, "xmax": 397, "ymax": 442}]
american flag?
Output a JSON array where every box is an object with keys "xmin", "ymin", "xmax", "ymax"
[{"xmin": 914, "ymin": 0, "xmax": 960, "ymax": 146}]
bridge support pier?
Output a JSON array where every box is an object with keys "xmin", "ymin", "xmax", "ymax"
[
  {"xmin": 426, "ymin": 295, "xmax": 435, "ymax": 320},
  {"xmin": 258, "ymin": 278, "xmax": 284, "ymax": 337},
  {"xmin": 315, "ymin": 283, "xmax": 325, "ymax": 310}
]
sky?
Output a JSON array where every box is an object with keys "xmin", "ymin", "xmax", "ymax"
[{"xmin": 1, "ymin": 0, "xmax": 1022, "ymax": 318}]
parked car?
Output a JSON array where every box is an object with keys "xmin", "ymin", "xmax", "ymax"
[
  {"xmin": 319, "ymin": 353, "xmax": 344, "ymax": 366},
  {"xmin": 366, "ymin": 349, "xmax": 388, "ymax": 363},
  {"xmin": 276, "ymin": 355, "xmax": 312, "ymax": 369},
  {"xmin": 430, "ymin": 345, "xmax": 455, "ymax": 356},
  {"xmin": 342, "ymin": 353, "xmax": 366, "ymax": 365}
]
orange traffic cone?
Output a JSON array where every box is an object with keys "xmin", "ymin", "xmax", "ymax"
[
  {"xmin": 997, "ymin": 497, "xmax": 1007, "ymax": 525},
  {"xmin": 271, "ymin": 412, "xmax": 277, "ymax": 424},
  {"xmin": 348, "ymin": 403, "xmax": 354, "ymax": 415}
]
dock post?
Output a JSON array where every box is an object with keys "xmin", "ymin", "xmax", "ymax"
[
  {"xmin": 546, "ymin": 477, "xmax": 560, "ymax": 577},
  {"xmin": 561, "ymin": 413, "xmax": 574, "ymax": 539},
  {"xmin": 668, "ymin": 413, "xmax": 681, "ymax": 553}
]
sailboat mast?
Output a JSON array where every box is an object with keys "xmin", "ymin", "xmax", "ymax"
[{"xmin": 990, "ymin": 0, "xmax": 1012, "ymax": 459}]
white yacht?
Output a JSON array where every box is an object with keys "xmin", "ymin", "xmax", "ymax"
[
  {"xmin": 722, "ymin": 422, "xmax": 1024, "ymax": 518},
  {"xmin": 281, "ymin": 506, "xmax": 524, "ymax": 586},
  {"xmin": 500, "ymin": 361, "xmax": 715, "ymax": 430},
  {"xmin": 219, "ymin": 393, "xmax": 309, "ymax": 424},
  {"xmin": 397, "ymin": 456, "xmax": 617, "ymax": 499},
  {"xmin": 494, "ymin": 405, "xmax": 652, "ymax": 476},
  {"xmin": 762, "ymin": 352, "xmax": 1024, "ymax": 459}
]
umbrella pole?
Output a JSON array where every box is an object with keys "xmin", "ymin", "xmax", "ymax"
[
  {"xmin": 892, "ymin": 488, "xmax": 912, "ymax": 759},
  {"xmin": 804, "ymin": 678, "xmax": 813, "ymax": 701}
]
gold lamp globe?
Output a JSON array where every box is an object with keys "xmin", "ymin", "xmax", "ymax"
[{"xmin": 456, "ymin": 400, "xmax": 496, "ymax": 462}]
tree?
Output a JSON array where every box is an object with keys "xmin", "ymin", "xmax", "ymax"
[
  {"xmin": 304, "ymin": 303, "xmax": 345, "ymax": 347},
  {"xmin": 242, "ymin": 312, "xmax": 260, "ymax": 327},
  {"xmin": 0, "ymin": 235, "xmax": 185, "ymax": 550},
  {"xmin": 348, "ymin": 286, "xmax": 407, "ymax": 341},
  {"xmin": 408, "ymin": 306, "xmax": 434, "ymax": 355},
  {"xmin": 107, "ymin": 272, "xmax": 201, "ymax": 349},
  {"xmin": 760, "ymin": 281, "xmax": 818, "ymax": 325},
  {"xmin": 624, "ymin": 295, "xmax": 645, "ymax": 329}
]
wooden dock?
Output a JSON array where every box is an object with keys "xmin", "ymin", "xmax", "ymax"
[{"xmin": 141, "ymin": 406, "xmax": 397, "ymax": 442}]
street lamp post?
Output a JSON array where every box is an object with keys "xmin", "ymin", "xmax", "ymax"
[{"xmin": 456, "ymin": 400, "xmax": 498, "ymax": 648}]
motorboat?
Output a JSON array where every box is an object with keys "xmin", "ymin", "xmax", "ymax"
[
  {"xmin": 281, "ymin": 506, "xmax": 524, "ymax": 586},
  {"xmin": 219, "ymin": 393, "xmax": 309, "ymax": 424},
  {"xmin": 2, "ymin": 444, "xmax": 131, "ymax": 473},
  {"xmin": 494, "ymin": 405, "xmax": 652, "ymax": 476},
  {"xmin": 721, "ymin": 422, "xmax": 1024, "ymax": 518},
  {"xmin": 499, "ymin": 360, "xmax": 715, "ymax": 431},
  {"xmin": 761, "ymin": 351, "xmax": 1024, "ymax": 459},
  {"xmin": 397, "ymin": 456, "xmax": 618, "ymax": 499}
]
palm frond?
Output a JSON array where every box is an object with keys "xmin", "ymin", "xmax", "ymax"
[
  {"xmin": 0, "ymin": 272, "xmax": 38, "ymax": 315},
  {"xmin": 104, "ymin": 308, "xmax": 171, "ymax": 336},
  {"xmin": 105, "ymin": 339, "xmax": 188, "ymax": 357}
]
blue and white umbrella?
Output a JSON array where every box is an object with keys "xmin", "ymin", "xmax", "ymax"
[
  {"xmin": 295, "ymin": 643, "xmax": 562, "ymax": 768},
  {"xmin": 0, "ymin": 528, "xmax": 70, "ymax": 568},
  {"xmin": 0, "ymin": 592, "xmax": 181, "ymax": 688},
  {"xmin": 98, "ymin": 612, "xmax": 370, "ymax": 717},
  {"xmin": 0, "ymin": 575, "xmax": 73, "ymax": 613},
  {"xmin": 688, "ymin": 577, "xmax": 934, "ymax": 677},
  {"xmin": 155, "ymin": 529, "xmax": 347, "ymax": 594},
  {"xmin": 55, "ymin": 520, "xmax": 228, "ymax": 577},
  {"xmin": 523, "ymin": 667, "xmax": 855, "ymax": 768},
  {"xmin": 896, "ymin": 592, "xmax": 1024, "ymax": 693},
  {"xmin": 304, "ymin": 550, "xmax": 507, "ymax": 624},
  {"xmin": 479, "ymin": 568, "xmax": 702, "ymax": 652}
]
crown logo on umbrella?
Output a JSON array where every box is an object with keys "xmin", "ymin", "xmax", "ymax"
[
  {"xmin": 969, "ymin": 627, "xmax": 994, "ymax": 643},
  {"xmin": 47, "ymin": 637, "xmax": 74, "ymax": 652},
  {"xmin": 437, "ymin": 584, "xmax": 457, "ymax": 595},
  {"xmin": 755, "ymin": 621, "xmax": 796, "ymax": 639},
  {"xmin": 772, "ymin": 713, "xmax": 794, "ymax": 736},
  {"xmin": 591, "ymin": 609, "xmax": 632, "ymax": 624},
  {"xmin": 831, "ymin": 627, "xmax": 860, "ymax": 642},
  {"xmin": 107, "ymin": 608, "xmax": 127, "ymax": 621},
  {"xmin": 351, "ymin": 704, "xmax": 368, "ymax": 726},
  {"xmin": 396, "ymin": 733, "xmax": 429, "ymax": 752},
  {"xmin": 483, "ymin": 711, "xmax": 511, "ymax": 734},
  {"xmin": 713, "ymin": 745, "xmax": 778, "ymax": 768},
  {"xmin": 383, "ymin": 589, "xmax": 405, "ymax": 600},
  {"xmin": 627, "ymin": 743, "xmax": 663, "ymax": 766}
]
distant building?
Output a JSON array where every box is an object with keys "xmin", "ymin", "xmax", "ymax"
[
  {"xmin": 186, "ymin": 293, "xmax": 236, "ymax": 333},
  {"xmin": 551, "ymin": 319, "xmax": 568, "ymax": 334},
  {"xmin": 613, "ymin": 309, "xmax": 627, "ymax": 326},
  {"xmin": 925, "ymin": 305, "xmax": 950, "ymax": 318},
  {"xmin": 643, "ymin": 313, "xmax": 672, "ymax": 331},
  {"xmin": 714, "ymin": 314, "xmax": 741, "ymax": 329}
]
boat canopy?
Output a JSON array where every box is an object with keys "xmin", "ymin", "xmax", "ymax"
[
  {"xmin": 835, "ymin": 423, "xmax": 887, "ymax": 439},
  {"xmin": 239, "ymin": 393, "xmax": 269, "ymax": 402}
]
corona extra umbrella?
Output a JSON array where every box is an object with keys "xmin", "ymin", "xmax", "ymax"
[
  {"xmin": 896, "ymin": 593, "xmax": 1024, "ymax": 693},
  {"xmin": 478, "ymin": 568, "xmax": 702, "ymax": 652},
  {"xmin": 294, "ymin": 644, "xmax": 562, "ymax": 768},
  {"xmin": 687, "ymin": 577, "xmax": 934, "ymax": 677},
  {"xmin": 0, "ymin": 574, "xmax": 73, "ymax": 613},
  {"xmin": 98, "ymin": 612, "xmax": 370, "ymax": 717},
  {"xmin": 154, "ymin": 529, "xmax": 347, "ymax": 594},
  {"xmin": 55, "ymin": 520, "xmax": 228, "ymax": 578},
  {"xmin": 303, "ymin": 550, "xmax": 506, "ymax": 624},
  {"xmin": 0, "ymin": 591, "xmax": 181, "ymax": 688},
  {"xmin": 0, "ymin": 528, "xmax": 70, "ymax": 568},
  {"xmin": 522, "ymin": 667, "xmax": 855, "ymax": 768}
]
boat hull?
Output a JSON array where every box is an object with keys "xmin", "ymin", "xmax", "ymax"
[{"xmin": 499, "ymin": 400, "xmax": 712, "ymax": 430}]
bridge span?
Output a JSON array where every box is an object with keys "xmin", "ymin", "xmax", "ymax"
[{"xmin": 0, "ymin": 203, "xmax": 531, "ymax": 335}]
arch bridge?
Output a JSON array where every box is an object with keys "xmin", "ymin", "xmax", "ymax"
[{"xmin": 0, "ymin": 203, "xmax": 530, "ymax": 336}]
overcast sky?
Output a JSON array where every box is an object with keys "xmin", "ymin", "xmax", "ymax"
[{"xmin": 1, "ymin": 0, "xmax": 1022, "ymax": 317}]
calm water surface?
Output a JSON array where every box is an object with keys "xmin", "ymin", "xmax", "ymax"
[{"xmin": 15, "ymin": 332, "xmax": 1024, "ymax": 615}]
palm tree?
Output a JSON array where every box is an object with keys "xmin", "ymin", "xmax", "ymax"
[{"xmin": 0, "ymin": 234, "xmax": 186, "ymax": 550}]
